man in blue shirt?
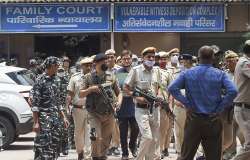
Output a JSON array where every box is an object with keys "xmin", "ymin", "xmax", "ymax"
[
  {"xmin": 168, "ymin": 46, "xmax": 238, "ymax": 160},
  {"xmin": 116, "ymin": 50, "xmax": 139, "ymax": 160}
]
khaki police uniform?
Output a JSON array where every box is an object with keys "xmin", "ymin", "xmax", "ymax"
[
  {"xmin": 125, "ymin": 64, "xmax": 161, "ymax": 160},
  {"xmin": 223, "ymin": 71, "xmax": 244, "ymax": 158},
  {"xmin": 223, "ymin": 70, "xmax": 245, "ymax": 159},
  {"xmin": 233, "ymin": 55, "xmax": 250, "ymax": 160},
  {"xmin": 158, "ymin": 52, "xmax": 173, "ymax": 156},
  {"xmin": 82, "ymin": 71, "xmax": 120, "ymax": 159},
  {"xmin": 221, "ymin": 70, "xmax": 234, "ymax": 151},
  {"xmin": 170, "ymin": 68, "xmax": 187, "ymax": 155},
  {"xmin": 67, "ymin": 72, "xmax": 91, "ymax": 159},
  {"xmin": 157, "ymin": 68, "xmax": 173, "ymax": 154},
  {"xmin": 106, "ymin": 64, "xmax": 121, "ymax": 154},
  {"xmin": 162, "ymin": 66, "xmax": 175, "ymax": 153}
]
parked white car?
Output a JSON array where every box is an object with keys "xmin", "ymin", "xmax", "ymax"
[{"xmin": 0, "ymin": 66, "xmax": 33, "ymax": 148}]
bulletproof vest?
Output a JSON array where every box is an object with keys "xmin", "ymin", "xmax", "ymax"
[{"xmin": 86, "ymin": 72, "xmax": 116, "ymax": 114}]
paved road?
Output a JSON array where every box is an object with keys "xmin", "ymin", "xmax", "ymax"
[{"xmin": 0, "ymin": 133, "xmax": 178, "ymax": 160}]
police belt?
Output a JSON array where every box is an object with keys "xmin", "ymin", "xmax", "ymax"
[
  {"xmin": 73, "ymin": 105, "xmax": 83, "ymax": 109},
  {"xmin": 235, "ymin": 103, "xmax": 250, "ymax": 109}
]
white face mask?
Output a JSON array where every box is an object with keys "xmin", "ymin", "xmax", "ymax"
[
  {"xmin": 132, "ymin": 61, "xmax": 138, "ymax": 67},
  {"xmin": 57, "ymin": 72, "xmax": 64, "ymax": 77},
  {"xmin": 144, "ymin": 60, "xmax": 155, "ymax": 68},
  {"xmin": 171, "ymin": 55, "xmax": 179, "ymax": 64}
]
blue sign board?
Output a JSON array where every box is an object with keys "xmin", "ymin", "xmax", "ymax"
[
  {"xmin": 114, "ymin": 3, "xmax": 225, "ymax": 32},
  {"xmin": 0, "ymin": 3, "xmax": 111, "ymax": 33}
]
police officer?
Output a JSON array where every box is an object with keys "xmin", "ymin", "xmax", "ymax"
[
  {"xmin": 80, "ymin": 53, "xmax": 122, "ymax": 160},
  {"xmin": 158, "ymin": 51, "xmax": 170, "ymax": 70},
  {"xmin": 223, "ymin": 51, "xmax": 244, "ymax": 160},
  {"xmin": 105, "ymin": 49, "xmax": 122, "ymax": 156},
  {"xmin": 173, "ymin": 54, "xmax": 193, "ymax": 159},
  {"xmin": 28, "ymin": 58, "xmax": 38, "ymax": 82},
  {"xmin": 105, "ymin": 49, "xmax": 121, "ymax": 73},
  {"xmin": 31, "ymin": 56, "xmax": 69, "ymax": 160},
  {"xmin": 158, "ymin": 51, "xmax": 173, "ymax": 159},
  {"xmin": 233, "ymin": 40, "xmax": 250, "ymax": 160},
  {"xmin": 222, "ymin": 51, "xmax": 238, "ymax": 154},
  {"xmin": 57, "ymin": 66, "xmax": 70, "ymax": 155},
  {"xmin": 163, "ymin": 49, "xmax": 181, "ymax": 157},
  {"xmin": 124, "ymin": 47, "xmax": 162, "ymax": 160},
  {"xmin": 61, "ymin": 56, "xmax": 75, "ymax": 149},
  {"xmin": 61, "ymin": 56, "xmax": 71, "ymax": 76},
  {"xmin": 67, "ymin": 57, "xmax": 93, "ymax": 160}
]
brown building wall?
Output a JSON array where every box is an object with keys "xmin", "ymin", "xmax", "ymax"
[
  {"xmin": 182, "ymin": 3, "xmax": 250, "ymax": 54},
  {"xmin": 10, "ymin": 35, "xmax": 34, "ymax": 67},
  {"xmin": 0, "ymin": 34, "xmax": 34, "ymax": 67},
  {"xmin": 114, "ymin": 33, "xmax": 180, "ymax": 55},
  {"xmin": 227, "ymin": 3, "xmax": 250, "ymax": 32},
  {"xmin": 0, "ymin": 35, "xmax": 9, "ymax": 56}
]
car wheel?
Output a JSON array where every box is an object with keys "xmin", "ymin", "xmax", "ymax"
[
  {"xmin": 13, "ymin": 134, "xmax": 19, "ymax": 142},
  {"xmin": 0, "ymin": 116, "xmax": 15, "ymax": 149}
]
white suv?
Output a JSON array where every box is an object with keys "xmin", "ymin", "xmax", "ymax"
[{"xmin": 0, "ymin": 66, "xmax": 33, "ymax": 148}]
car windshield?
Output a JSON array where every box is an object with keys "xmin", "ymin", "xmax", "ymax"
[{"xmin": 6, "ymin": 70, "xmax": 34, "ymax": 86}]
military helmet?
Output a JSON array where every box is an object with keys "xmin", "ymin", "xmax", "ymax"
[
  {"xmin": 29, "ymin": 59, "xmax": 37, "ymax": 66},
  {"xmin": 43, "ymin": 56, "xmax": 60, "ymax": 68}
]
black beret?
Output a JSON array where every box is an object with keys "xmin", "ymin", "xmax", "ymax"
[
  {"xmin": 94, "ymin": 53, "xmax": 107, "ymax": 62},
  {"xmin": 178, "ymin": 55, "xmax": 183, "ymax": 61},
  {"xmin": 178, "ymin": 54, "xmax": 193, "ymax": 61},
  {"xmin": 182, "ymin": 54, "xmax": 193, "ymax": 60}
]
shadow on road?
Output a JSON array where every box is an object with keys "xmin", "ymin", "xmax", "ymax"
[
  {"xmin": 16, "ymin": 137, "xmax": 34, "ymax": 142},
  {"xmin": 5, "ymin": 144, "xmax": 33, "ymax": 150}
]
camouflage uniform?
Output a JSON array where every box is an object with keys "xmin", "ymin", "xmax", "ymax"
[
  {"xmin": 31, "ymin": 73, "xmax": 63, "ymax": 160},
  {"xmin": 57, "ymin": 72, "xmax": 70, "ymax": 153},
  {"xmin": 64, "ymin": 72, "xmax": 75, "ymax": 149},
  {"xmin": 28, "ymin": 68, "xmax": 38, "ymax": 82}
]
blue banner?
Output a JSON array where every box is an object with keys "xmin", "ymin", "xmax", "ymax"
[
  {"xmin": 0, "ymin": 3, "xmax": 111, "ymax": 33},
  {"xmin": 114, "ymin": 3, "xmax": 225, "ymax": 32}
]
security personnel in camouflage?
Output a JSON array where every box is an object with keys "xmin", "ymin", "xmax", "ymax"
[
  {"xmin": 61, "ymin": 56, "xmax": 75, "ymax": 149},
  {"xmin": 28, "ymin": 58, "xmax": 39, "ymax": 82},
  {"xmin": 57, "ymin": 66, "xmax": 70, "ymax": 155},
  {"xmin": 31, "ymin": 56, "xmax": 69, "ymax": 160}
]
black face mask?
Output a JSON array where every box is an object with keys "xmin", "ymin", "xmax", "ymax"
[{"xmin": 101, "ymin": 64, "xmax": 108, "ymax": 71}]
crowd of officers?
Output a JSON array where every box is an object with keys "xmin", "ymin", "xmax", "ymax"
[{"xmin": 28, "ymin": 40, "xmax": 250, "ymax": 160}]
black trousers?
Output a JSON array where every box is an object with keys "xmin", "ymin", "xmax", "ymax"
[
  {"xmin": 180, "ymin": 113, "xmax": 223, "ymax": 160},
  {"xmin": 118, "ymin": 117, "xmax": 139, "ymax": 156}
]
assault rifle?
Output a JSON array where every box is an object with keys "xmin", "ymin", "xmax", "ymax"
[
  {"xmin": 98, "ymin": 83, "xmax": 117, "ymax": 117},
  {"xmin": 132, "ymin": 87, "xmax": 175, "ymax": 118}
]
